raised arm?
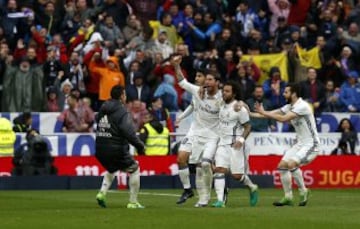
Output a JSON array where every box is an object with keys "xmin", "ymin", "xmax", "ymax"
[
  {"xmin": 171, "ymin": 55, "xmax": 199, "ymax": 94},
  {"xmin": 172, "ymin": 55, "xmax": 186, "ymax": 82}
]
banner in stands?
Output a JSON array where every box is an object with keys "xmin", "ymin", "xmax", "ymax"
[
  {"xmin": 1, "ymin": 112, "xmax": 360, "ymax": 134},
  {"xmin": 241, "ymin": 53, "xmax": 289, "ymax": 83},
  {"xmin": 0, "ymin": 156, "xmax": 359, "ymax": 188},
  {"xmin": 10, "ymin": 132, "xmax": 360, "ymax": 156}
]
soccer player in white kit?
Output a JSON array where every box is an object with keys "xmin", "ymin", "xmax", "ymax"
[
  {"xmin": 172, "ymin": 55, "xmax": 222, "ymax": 207},
  {"xmin": 212, "ymin": 81, "xmax": 259, "ymax": 208},
  {"xmin": 253, "ymin": 83, "xmax": 319, "ymax": 206},
  {"xmin": 175, "ymin": 70, "xmax": 207, "ymax": 204}
]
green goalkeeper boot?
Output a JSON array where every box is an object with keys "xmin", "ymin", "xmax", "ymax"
[
  {"xmin": 211, "ymin": 200, "xmax": 225, "ymax": 208},
  {"xmin": 96, "ymin": 192, "xmax": 106, "ymax": 208},
  {"xmin": 249, "ymin": 185, "xmax": 259, "ymax": 207},
  {"xmin": 299, "ymin": 189, "xmax": 311, "ymax": 206},
  {"xmin": 273, "ymin": 197, "xmax": 294, "ymax": 207},
  {"xmin": 127, "ymin": 202, "xmax": 145, "ymax": 209}
]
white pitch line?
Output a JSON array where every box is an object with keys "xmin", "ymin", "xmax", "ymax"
[
  {"xmin": 108, "ymin": 190, "xmax": 181, "ymax": 197},
  {"xmin": 108, "ymin": 190, "xmax": 277, "ymax": 199},
  {"xmin": 108, "ymin": 190, "xmax": 360, "ymax": 199}
]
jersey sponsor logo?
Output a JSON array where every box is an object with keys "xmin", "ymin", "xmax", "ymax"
[{"xmin": 198, "ymin": 103, "xmax": 219, "ymax": 115}]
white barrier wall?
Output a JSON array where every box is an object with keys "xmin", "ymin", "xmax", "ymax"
[
  {"xmin": 2, "ymin": 112, "xmax": 359, "ymax": 156},
  {"xmin": 12, "ymin": 132, "xmax": 359, "ymax": 156}
]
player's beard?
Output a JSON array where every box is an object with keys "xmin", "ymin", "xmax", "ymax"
[
  {"xmin": 285, "ymin": 96, "xmax": 291, "ymax": 104},
  {"xmin": 224, "ymin": 96, "xmax": 234, "ymax": 104}
]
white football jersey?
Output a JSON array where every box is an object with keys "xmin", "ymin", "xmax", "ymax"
[
  {"xmin": 280, "ymin": 98, "xmax": 320, "ymax": 144},
  {"xmin": 179, "ymin": 79, "xmax": 222, "ymax": 139},
  {"xmin": 218, "ymin": 100, "xmax": 250, "ymax": 145}
]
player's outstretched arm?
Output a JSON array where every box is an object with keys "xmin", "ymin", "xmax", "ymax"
[{"xmin": 254, "ymin": 102, "xmax": 297, "ymax": 122}]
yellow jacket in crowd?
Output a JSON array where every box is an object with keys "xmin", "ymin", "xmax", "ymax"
[{"xmin": 0, "ymin": 117, "xmax": 16, "ymax": 156}]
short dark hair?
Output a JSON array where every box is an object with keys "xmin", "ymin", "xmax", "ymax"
[
  {"xmin": 239, "ymin": 0, "xmax": 249, "ymax": 6},
  {"xmin": 111, "ymin": 85, "xmax": 124, "ymax": 100},
  {"xmin": 204, "ymin": 69, "xmax": 221, "ymax": 82},
  {"xmin": 195, "ymin": 68, "xmax": 206, "ymax": 75},
  {"xmin": 151, "ymin": 96, "xmax": 161, "ymax": 103},
  {"xmin": 22, "ymin": 112, "xmax": 32, "ymax": 121},
  {"xmin": 286, "ymin": 82, "xmax": 301, "ymax": 97},
  {"xmin": 223, "ymin": 81, "xmax": 241, "ymax": 100}
]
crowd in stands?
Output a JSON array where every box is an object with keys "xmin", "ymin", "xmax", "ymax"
[{"xmin": 0, "ymin": 0, "xmax": 360, "ymax": 136}]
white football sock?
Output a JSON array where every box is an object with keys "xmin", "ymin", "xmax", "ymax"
[
  {"xmin": 100, "ymin": 172, "xmax": 115, "ymax": 194},
  {"xmin": 195, "ymin": 167, "xmax": 204, "ymax": 199},
  {"xmin": 129, "ymin": 167, "xmax": 140, "ymax": 203},
  {"xmin": 279, "ymin": 169, "xmax": 293, "ymax": 199},
  {"xmin": 179, "ymin": 166, "xmax": 191, "ymax": 189},
  {"xmin": 201, "ymin": 161, "xmax": 213, "ymax": 203},
  {"xmin": 214, "ymin": 173, "xmax": 225, "ymax": 202},
  {"xmin": 241, "ymin": 174, "xmax": 257, "ymax": 191},
  {"xmin": 291, "ymin": 167, "xmax": 307, "ymax": 194}
]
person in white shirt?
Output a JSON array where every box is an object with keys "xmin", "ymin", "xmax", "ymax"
[
  {"xmin": 212, "ymin": 81, "xmax": 259, "ymax": 208},
  {"xmin": 252, "ymin": 83, "xmax": 319, "ymax": 207},
  {"xmin": 172, "ymin": 55, "xmax": 222, "ymax": 207},
  {"xmin": 175, "ymin": 70, "xmax": 207, "ymax": 205}
]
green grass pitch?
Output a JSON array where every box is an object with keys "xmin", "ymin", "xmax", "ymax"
[{"xmin": 1, "ymin": 189, "xmax": 359, "ymax": 229}]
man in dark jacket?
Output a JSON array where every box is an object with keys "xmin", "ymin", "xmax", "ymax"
[
  {"xmin": 246, "ymin": 86, "xmax": 276, "ymax": 132},
  {"xmin": 125, "ymin": 71, "xmax": 151, "ymax": 106},
  {"xmin": 299, "ymin": 67, "xmax": 326, "ymax": 115},
  {"xmin": 95, "ymin": 85, "xmax": 145, "ymax": 209}
]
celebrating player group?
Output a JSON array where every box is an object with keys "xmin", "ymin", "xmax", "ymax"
[{"xmin": 172, "ymin": 55, "xmax": 319, "ymax": 208}]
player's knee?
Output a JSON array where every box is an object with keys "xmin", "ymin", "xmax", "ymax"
[
  {"xmin": 214, "ymin": 167, "xmax": 227, "ymax": 173},
  {"xmin": 177, "ymin": 151, "xmax": 189, "ymax": 166},
  {"xmin": 232, "ymin": 173, "xmax": 244, "ymax": 181},
  {"xmin": 201, "ymin": 160, "xmax": 211, "ymax": 170},
  {"xmin": 287, "ymin": 160, "xmax": 299, "ymax": 170},
  {"xmin": 277, "ymin": 160, "xmax": 288, "ymax": 169}
]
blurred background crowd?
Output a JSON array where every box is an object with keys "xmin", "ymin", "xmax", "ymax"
[{"xmin": 0, "ymin": 0, "xmax": 360, "ymax": 134}]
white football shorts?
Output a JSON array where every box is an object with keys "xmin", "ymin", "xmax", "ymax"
[
  {"xmin": 282, "ymin": 142, "xmax": 319, "ymax": 165},
  {"xmin": 179, "ymin": 135, "xmax": 218, "ymax": 164},
  {"xmin": 215, "ymin": 143, "xmax": 250, "ymax": 174}
]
